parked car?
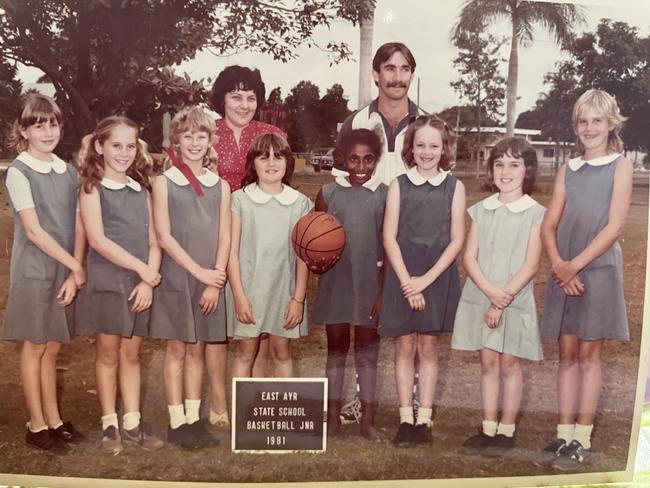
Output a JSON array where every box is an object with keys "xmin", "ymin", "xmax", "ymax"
[{"xmin": 309, "ymin": 148, "xmax": 334, "ymax": 172}]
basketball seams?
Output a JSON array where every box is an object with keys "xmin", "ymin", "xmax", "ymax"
[{"xmin": 291, "ymin": 211, "xmax": 346, "ymax": 270}]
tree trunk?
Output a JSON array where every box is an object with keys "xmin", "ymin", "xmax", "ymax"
[
  {"xmin": 357, "ymin": 3, "xmax": 375, "ymax": 110},
  {"xmin": 505, "ymin": 23, "xmax": 519, "ymax": 137}
]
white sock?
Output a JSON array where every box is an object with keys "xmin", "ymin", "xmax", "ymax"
[
  {"xmin": 496, "ymin": 423, "xmax": 516, "ymax": 438},
  {"xmin": 101, "ymin": 413, "xmax": 119, "ymax": 431},
  {"xmin": 416, "ymin": 407, "xmax": 432, "ymax": 425},
  {"xmin": 399, "ymin": 406, "xmax": 414, "ymax": 425},
  {"xmin": 50, "ymin": 420, "xmax": 63, "ymax": 430},
  {"xmin": 123, "ymin": 411, "xmax": 141, "ymax": 431},
  {"xmin": 210, "ymin": 409, "xmax": 228, "ymax": 422},
  {"xmin": 27, "ymin": 421, "xmax": 48, "ymax": 433},
  {"xmin": 168, "ymin": 404, "xmax": 186, "ymax": 429},
  {"xmin": 184, "ymin": 398, "xmax": 201, "ymax": 424},
  {"xmin": 573, "ymin": 423, "xmax": 593, "ymax": 449},
  {"xmin": 557, "ymin": 423, "xmax": 575, "ymax": 442},
  {"xmin": 482, "ymin": 419, "xmax": 498, "ymax": 437}
]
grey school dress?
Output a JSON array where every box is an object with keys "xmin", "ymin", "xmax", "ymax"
[
  {"xmin": 75, "ymin": 179, "xmax": 150, "ymax": 338},
  {"xmin": 378, "ymin": 168, "xmax": 461, "ymax": 337},
  {"xmin": 3, "ymin": 156, "xmax": 78, "ymax": 343},
  {"xmin": 541, "ymin": 155, "xmax": 629, "ymax": 341},
  {"xmin": 150, "ymin": 167, "xmax": 227, "ymax": 343},
  {"xmin": 311, "ymin": 178, "xmax": 387, "ymax": 327},
  {"xmin": 226, "ymin": 183, "xmax": 313, "ymax": 340},
  {"xmin": 451, "ymin": 194, "xmax": 545, "ymax": 361}
]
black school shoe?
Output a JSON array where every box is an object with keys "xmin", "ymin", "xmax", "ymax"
[
  {"xmin": 168, "ymin": 422, "xmax": 219, "ymax": 449},
  {"xmin": 536, "ymin": 438, "xmax": 568, "ymax": 466},
  {"xmin": 482, "ymin": 433, "xmax": 515, "ymax": 458},
  {"xmin": 51, "ymin": 421, "xmax": 86, "ymax": 444},
  {"xmin": 26, "ymin": 427, "xmax": 70, "ymax": 453},
  {"xmin": 392, "ymin": 422, "xmax": 415, "ymax": 447},
  {"xmin": 411, "ymin": 423, "xmax": 433, "ymax": 445},
  {"xmin": 460, "ymin": 428, "xmax": 495, "ymax": 455},
  {"xmin": 551, "ymin": 440, "xmax": 590, "ymax": 471},
  {"xmin": 188, "ymin": 420, "xmax": 220, "ymax": 448}
]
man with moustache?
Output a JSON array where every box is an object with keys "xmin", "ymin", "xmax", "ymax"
[{"xmin": 334, "ymin": 42, "xmax": 425, "ymax": 185}]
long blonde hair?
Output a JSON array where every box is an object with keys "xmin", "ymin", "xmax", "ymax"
[
  {"xmin": 77, "ymin": 116, "xmax": 154, "ymax": 193},
  {"xmin": 572, "ymin": 89, "xmax": 626, "ymax": 154}
]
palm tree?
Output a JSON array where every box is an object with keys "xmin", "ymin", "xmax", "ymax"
[
  {"xmin": 357, "ymin": 2, "xmax": 375, "ymax": 109},
  {"xmin": 453, "ymin": 0, "xmax": 585, "ymax": 136}
]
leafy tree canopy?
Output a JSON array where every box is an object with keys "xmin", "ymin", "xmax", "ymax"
[
  {"xmin": 0, "ymin": 0, "xmax": 371, "ymax": 144},
  {"xmin": 517, "ymin": 19, "xmax": 650, "ymax": 153}
]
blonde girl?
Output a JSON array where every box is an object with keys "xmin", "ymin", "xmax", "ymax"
[
  {"xmin": 150, "ymin": 106, "xmax": 230, "ymax": 448},
  {"xmin": 539, "ymin": 89, "xmax": 632, "ymax": 470}
]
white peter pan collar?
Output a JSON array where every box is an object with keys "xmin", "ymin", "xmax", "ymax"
[
  {"xmin": 568, "ymin": 153, "xmax": 620, "ymax": 171},
  {"xmin": 406, "ymin": 166, "xmax": 449, "ymax": 186},
  {"xmin": 100, "ymin": 176, "xmax": 142, "ymax": 192},
  {"xmin": 334, "ymin": 171, "xmax": 382, "ymax": 192},
  {"xmin": 482, "ymin": 193, "xmax": 537, "ymax": 213},
  {"xmin": 243, "ymin": 183, "xmax": 299, "ymax": 205},
  {"xmin": 164, "ymin": 166, "xmax": 220, "ymax": 187},
  {"xmin": 18, "ymin": 151, "xmax": 67, "ymax": 174}
]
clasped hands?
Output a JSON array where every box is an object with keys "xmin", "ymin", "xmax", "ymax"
[
  {"xmin": 400, "ymin": 275, "xmax": 429, "ymax": 311},
  {"xmin": 552, "ymin": 260, "xmax": 585, "ymax": 296}
]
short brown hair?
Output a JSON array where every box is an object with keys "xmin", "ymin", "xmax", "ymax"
[
  {"xmin": 401, "ymin": 115, "xmax": 457, "ymax": 171},
  {"xmin": 372, "ymin": 42, "xmax": 416, "ymax": 73},
  {"xmin": 241, "ymin": 133, "xmax": 295, "ymax": 189},
  {"xmin": 9, "ymin": 93, "xmax": 63, "ymax": 153},
  {"xmin": 487, "ymin": 137, "xmax": 537, "ymax": 195}
]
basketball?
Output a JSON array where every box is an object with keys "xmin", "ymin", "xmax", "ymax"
[{"xmin": 292, "ymin": 211, "xmax": 345, "ymax": 273}]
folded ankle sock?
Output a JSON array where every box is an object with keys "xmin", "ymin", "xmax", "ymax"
[
  {"xmin": 482, "ymin": 419, "xmax": 498, "ymax": 437},
  {"xmin": 496, "ymin": 423, "xmax": 515, "ymax": 437},
  {"xmin": 168, "ymin": 404, "xmax": 186, "ymax": 429},
  {"xmin": 184, "ymin": 399, "xmax": 201, "ymax": 424},
  {"xmin": 399, "ymin": 406, "xmax": 414, "ymax": 425},
  {"xmin": 101, "ymin": 413, "xmax": 119, "ymax": 431},
  {"xmin": 416, "ymin": 407, "xmax": 432, "ymax": 425},
  {"xmin": 123, "ymin": 411, "xmax": 141, "ymax": 431},
  {"xmin": 27, "ymin": 421, "xmax": 48, "ymax": 433},
  {"xmin": 557, "ymin": 423, "xmax": 575, "ymax": 442},
  {"xmin": 573, "ymin": 423, "xmax": 593, "ymax": 449},
  {"xmin": 50, "ymin": 420, "xmax": 63, "ymax": 430}
]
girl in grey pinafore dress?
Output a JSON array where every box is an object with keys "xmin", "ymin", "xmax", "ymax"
[
  {"xmin": 310, "ymin": 128, "xmax": 387, "ymax": 440},
  {"xmin": 3, "ymin": 93, "xmax": 86, "ymax": 449},
  {"xmin": 3, "ymin": 155, "xmax": 79, "ymax": 343},
  {"xmin": 537, "ymin": 89, "xmax": 633, "ymax": 469},
  {"xmin": 541, "ymin": 156, "xmax": 629, "ymax": 341},
  {"xmin": 76, "ymin": 182, "xmax": 151, "ymax": 337},
  {"xmin": 150, "ymin": 167, "xmax": 227, "ymax": 342},
  {"xmin": 380, "ymin": 116, "xmax": 464, "ymax": 445},
  {"xmin": 379, "ymin": 170, "xmax": 461, "ymax": 337},
  {"xmin": 76, "ymin": 116, "xmax": 164, "ymax": 453}
]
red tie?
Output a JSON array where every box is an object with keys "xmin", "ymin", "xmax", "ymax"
[{"xmin": 165, "ymin": 147, "xmax": 204, "ymax": 197}]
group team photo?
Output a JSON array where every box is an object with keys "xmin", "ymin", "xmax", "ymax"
[{"xmin": 0, "ymin": 0, "xmax": 649, "ymax": 485}]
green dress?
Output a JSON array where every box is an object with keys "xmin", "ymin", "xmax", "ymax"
[
  {"xmin": 451, "ymin": 193, "xmax": 545, "ymax": 361},
  {"xmin": 227, "ymin": 183, "xmax": 313, "ymax": 339}
]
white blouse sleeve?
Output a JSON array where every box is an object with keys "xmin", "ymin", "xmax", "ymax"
[{"xmin": 5, "ymin": 167, "xmax": 35, "ymax": 211}]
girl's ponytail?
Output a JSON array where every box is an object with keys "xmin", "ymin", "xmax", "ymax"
[{"xmin": 77, "ymin": 132, "xmax": 105, "ymax": 194}]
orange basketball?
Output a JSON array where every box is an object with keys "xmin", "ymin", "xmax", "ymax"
[{"xmin": 291, "ymin": 211, "xmax": 345, "ymax": 273}]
